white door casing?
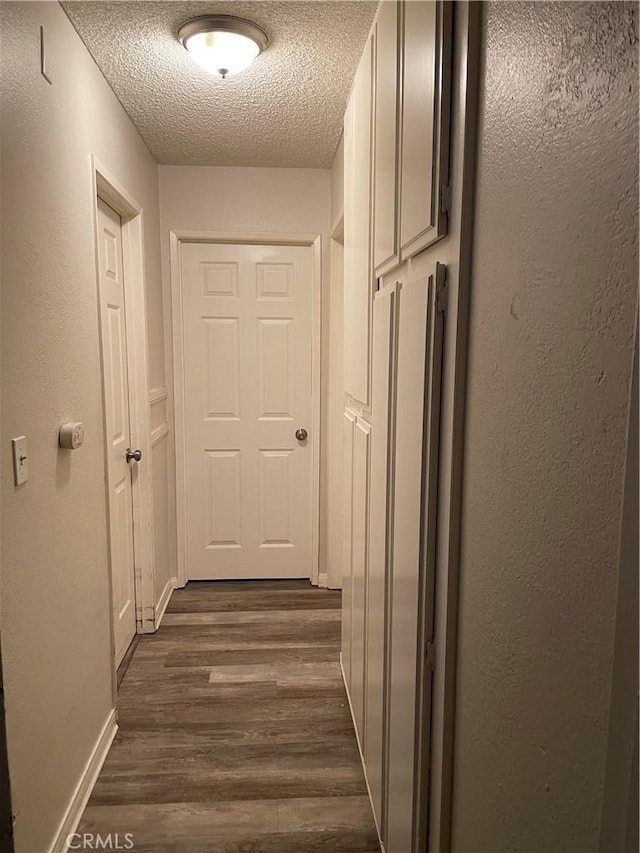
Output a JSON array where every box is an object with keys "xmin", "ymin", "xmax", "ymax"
[
  {"xmin": 180, "ymin": 241, "xmax": 316, "ymax": 580},
  {"xmin": 96, "ymin": 198, "xmax": 137, "ymax": 666}
]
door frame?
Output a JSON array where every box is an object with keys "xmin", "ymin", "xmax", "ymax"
[
  {"xmin": 91, "ymin": 157, "xmax": 157, "ymax": 671},
  {"xmin": 169, "ymin": 230, "xmax": 322, "ymax": 587}
]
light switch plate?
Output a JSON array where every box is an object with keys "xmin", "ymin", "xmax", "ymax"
[{"xmin": 12, "ymin": 436, "xmax": 28, "ymax": 486}]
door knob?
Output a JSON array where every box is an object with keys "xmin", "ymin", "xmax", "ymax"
[
  {"xmin": 295, "ymin": 428, "xmax": 308, "ymax": 441},
  {"xmin": 126, "ymin": 448, "xmax": 142, "ymax": 463}
]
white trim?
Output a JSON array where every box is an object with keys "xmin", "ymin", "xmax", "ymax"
[
  {"xmin": 154, "ymin": 576, "xmax": 174, "ymax": 630},
  {"xmin": 151, "ymin": 423, "xmax": 170, "ymax": 447},
  {"xmin": 169, "ymin": 231, "xmax": 188, "ymax": 588},
  {"xmin": 149, "ymin": 385, "xmax": 169, "ymax": 405},
  {"xmin": 169, "ymin": 228, "xmax": 319, "ymax": 245},
  {"xmin": 340, "ymin": 653, "xmax": 385, "ymax": 853},
  {"xmin": 169, "ymin": 229, "xmax": 322, "ymax": 587},
  {"xmin": 94, "ymin": 162, "xmax": 140, "ymax": 219},
  {"xmin": 330, "ymin": 211, "xmax": 345, "ymax": 242},
  {"xmin": 91, "ymin": 156, "xmax": 157, "ymax": 660},
  {"xmin": 318, "ymin": 572, "xmax": 328, "ymax": 589},
  {"xmin": 48, "ymin": 710, "xmax": 118, "ymax": 853},
  {"xmin": 310, "ymin": 235, "xmax": 322, "ymax": 586}
]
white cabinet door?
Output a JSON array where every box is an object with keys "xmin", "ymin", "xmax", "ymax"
[
  {"xmin": 181, "ymin": 242, "xmax": 314, "ymax": 580},
  {"xmin": 341, "ymin": 408, "xmax": 357, "ymax": 688},
  {"xmin": 351, "ymin": 416, "xmax": 371, "ymax": 745},
  {"xmin": 327, "ymin": 240, "xmax": 345, "ymax": 590},
  {"xmin": 373, "ymin": 0, "xmax": 400, "ymax": 275},
  {"xmin": 366, "ymin": 282, "xmax": 398, "ymax": 833},
  {"xmin": 386, "ymin": 264, "xmax": 444, "ymax": 853},
  {"xmin": 399, "ymin": 0, "xmax": 452, "ymax": 260},
  {"xmin": 413, "ymin": 267, "xmax": 445, "ymax": 853},
  {"xmin": 344, "ymin": 34, "xmax": 374, "ymax": 407},
  {"xmin": 96, "ymin": 198, "xmax": 137, "ymax": 666}
]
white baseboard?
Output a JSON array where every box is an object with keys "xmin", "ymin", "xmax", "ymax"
[
  {"xmin": 49, "ymin": 709, "xmax": 118, "ymax": 853},
  {"xmin": 340, "ymin": 653, "xmax": 385, "ymax": 853},
  {"xmin": 318, "ymin": 572, "xmax": 328, "ymax": 588},
  {"xmin": 154, "ymin": 577, "xmax": 175, "ymax": 629}
]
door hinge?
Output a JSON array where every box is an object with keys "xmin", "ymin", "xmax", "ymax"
[
  {"xmin": 436, "ymin": 262, "xmax": 448, "ymax": 313},
  {"xmin": 439, "ymin": 183, "xmax": 451, "ymax": 216},
  {"xmin": 426, "ymin": 639, "xmax": 436, "ymax": 671}
]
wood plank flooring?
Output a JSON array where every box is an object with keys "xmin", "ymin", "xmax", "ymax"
[{"xmin": 78, "ymin": 580, "xmax": 380, "ymax": 852}]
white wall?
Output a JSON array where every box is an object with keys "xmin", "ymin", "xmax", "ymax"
[
  {"xmin": 451, "ymin": 3, "xmax": 638, "ymax": 850},
  {"xmin": 151, "ymin": 388, "xmax": 174, "ymax": 611},
  {"xmin": 158, "ymin": 166, "xmax": 332, "ymax": 582},
  {"xmin": 0, "ymin": 3, "xmax": 167, "ymax": 850}
]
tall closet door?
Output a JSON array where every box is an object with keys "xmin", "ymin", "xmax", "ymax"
[
  {"xmin": 365, "ymin": 283, "xmax": 398, "ymax": 833},
  {"xmin": 386, "ymin": 265, "xmax": 444, "ymax": 853},
  {"xmin": 351, "ymin": 417, "xmax": 371, "ymax": 742},
  {"xmin": 341, "ymin": 409, "xmax": 356, "ymax": 689},
  {"xmin": 414, "ymin": 264, "xmax": 445, "ymax": 852}
]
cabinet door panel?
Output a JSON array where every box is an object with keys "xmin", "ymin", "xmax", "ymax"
[
  {"xmin": 386, "ymin": 274, "xmax": 428, "ymax": 853},
  {"xmin": 373, "ymin": 0, "xmax": 400, "ymax": 274},
  {"xmin": 414, "ymin": 268, "xmax": 445, "ymax": 853},
  {"xmin": 365, "ymin": 284, "xmax": 397, "ymax": 833},
  {"xmin": 351, "ymin": 417, "xmax": 371, "ymax": 744},
  {"xmin": 344, "ymin": 35, "xmax": 374, "ymax": 407},
  {"xmin": 341, "ymin": 409, "xmax": 356, "ymax": 688},
  {"xmin": 386, "ymin": 265, "xmax": 443, "ymax": 853},
  {"xmin": 399, "ymin": 0, "xmax": 452, "ymax": 260}
]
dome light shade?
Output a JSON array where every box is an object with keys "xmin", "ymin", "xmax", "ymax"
[{"xmin": 178, "ymin": 16, "xmax": 268, "ymax": 79}]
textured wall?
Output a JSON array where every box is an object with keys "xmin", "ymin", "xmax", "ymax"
[
  {"xmin": 451, "ymin": 3, "xmax": 638, "ymax": 851},
  {"xmin": 0, "ymin": 3, "xmax": 164, "ymax": 850},
  {"xmin": 158, "ymin": 166, "xmax": 332, "ymax": 581},
  {"xmin": 159, "ymin": 165, "xmax": 331, "ymax": 235},
  {"xmin": 599, "ymin": 327, "xmax": 638, "ymax": 852}
]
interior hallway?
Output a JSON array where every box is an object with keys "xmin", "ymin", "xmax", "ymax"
[
  {"xmin": 1, "ymin": 3, "xmax": 637, "ymax": 850},
  {"xmin": 77, "ymin": 580, "xmax": 380, "ymax": 852}
]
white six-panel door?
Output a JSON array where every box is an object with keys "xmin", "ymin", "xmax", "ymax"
[
  {"xmin": 181, "ymin": 242, "xmax": 314, "ymax": 580},
  {"xmin": 96, "ymin": 198, "xmax": 137, "ymax": 667}
]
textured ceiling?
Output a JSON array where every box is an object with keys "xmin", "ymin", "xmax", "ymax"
[{"xmin": 62, "ymin": 1, "xmax": 378, "ymax": 167}]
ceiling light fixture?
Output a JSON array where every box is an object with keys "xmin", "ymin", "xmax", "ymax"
[{"xmin": 178, "ymin": 15, "xmax": 268, "ymax": 80}]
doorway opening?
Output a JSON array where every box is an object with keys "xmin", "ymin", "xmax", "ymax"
[
  {"xmin": 92, "ymin": 160, "xmax": 156, "ymax": 689},
  {"xmin": 169, "ymin": 231, "xmax": 322, "ymax": 586}
]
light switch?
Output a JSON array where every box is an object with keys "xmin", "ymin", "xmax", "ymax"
[{"xmin": 12, "ymin": 436, "xmax": 28, "ymax": 486}]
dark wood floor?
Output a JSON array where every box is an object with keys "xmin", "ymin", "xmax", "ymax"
[{"xmin": 78, "ymin": 580, "xmax": 380, "ymax": 852}]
